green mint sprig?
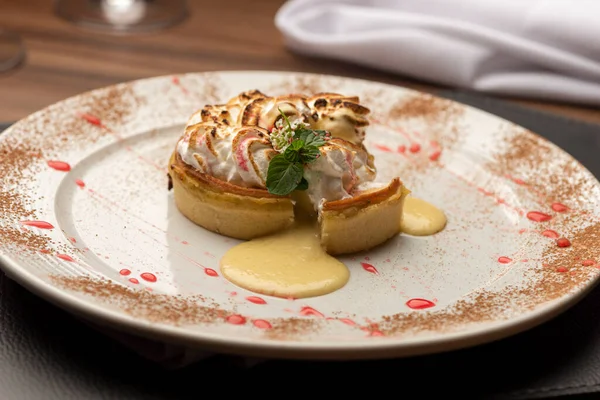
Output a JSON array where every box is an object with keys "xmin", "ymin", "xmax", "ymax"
[{"xmin": 266, "ymin": 109, "xmax": 329, "ymax": 196}]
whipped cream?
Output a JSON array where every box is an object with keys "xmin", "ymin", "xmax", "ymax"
[{"xmin": 177, "ymin": 122, "xmax": 274, "ymax": 189}]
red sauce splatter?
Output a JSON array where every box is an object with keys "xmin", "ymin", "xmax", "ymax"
[
  {"xmin": 56, "ymin": 254, "xmax": 74, "ymax": 262},
  {"xmin": 551, "ymin": 203, "xmax": 569, "ymax": 212},
  {"xmin": 129, "ymin": 278, "xmax": 139, "ymax": 284},
  {"xmin": 397, "ymin": 145, "xmax": 406, "ymax": 153},
  {"xmin": 374, "ymin": 144, "xmax": 393, "ymax": 152},
  {"xmin": 39, "ymin": 249, "xmax": 50, "ymax": 254},
  {"xmin": 75, "ymin": 179, "xmax": 85, "ymax": 188},
  {"xmin": 582, "ymin": 260, "xmax": 595, "ymax": 266},
  {"xmin": 556, "ymin": 267, "xmax": 568, "ymax": 273},
  {"xmin": 429, "ymin": 150, "xmax": 442, "ymax": 161},
  {"xmin": 246, "ymin": 296, "xmax": 266, "ymax": 305},
  {"xmin": 526, "ymin": 211, "xmax": 552, "ymax": 222},
  {"xmin": 339, "ymin": 318, "xmax": 356, "ymax": 326},
  {"xmin": 509, "ymin": 176, "xmax": 526, "ymax": 185},
  {"xmin": 253, "ymin": 319, "xmax": 272, "ymax": 329},
  {"xmin": 557, "ymin": 238, "xmax": 571, "ymax": 248},
  {"xmin": 47, "ymin": 160, "xmax": 71, "ymax": 171},
  {"xmin": 230, "ymin": 291, "xmax": 237, "ymax": 296},
  {"xmin": 409, "ymin": 143, "xmax": 421, "ymax": 153},
  {"xmin": 172, "ymin": 76, "xmax": 180, "ymax": 84},
  {"xmin": 80, "ymin": 113, "xmax": 102, "ymax": 126},
  {"xmin": 181, "ymin": 240, "xmax": 189, "ymax": 245},
  {"xmin": 204, "ymin": 268, "xmax": 218, "ymax": 277},
  {"xmin": 369, "ymin": 330, "xmax": 384, "ymax": 337},
  {"xmin": 498, "ymin": 256, "xmax": 512, "ymax": 264},
  {"xmin": 360, "ymin": 262, "xmax": 379, "ymax": 274},
  {"xmin": 20, "ymin": 220, "xmax": 54, "ymax": 229},
  {"xmin": 119, "ymin": 269, "xmax": 131, "ymax": 276},
  {"xmin": 542, "ymin": 229, "xmax": 559, "ymax": 239},
  {"xmin": 406, "ymin": 298, "xmax": 435, "ymax": 310},
  {"xmin": 140, "ymin": 272, "xmax": 157, "ymax": 282},
  {"xmin": 226, "ymin": 314, "xmax": 246, "ymax": 325},
  {"xmin": 299, "ymin": 306, "xmax": 324, "ymax": 317}
]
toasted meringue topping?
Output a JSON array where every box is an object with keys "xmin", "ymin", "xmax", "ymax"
[
  {"xmin": 177, "ymin": 121, "xmax": 274, "ymax": 189},
  {"xmin": 241, "ymin": 95, "xmax": 311, "ymax": 130},
  {"xmin": 305, "ymin": 93, "xmax": 370, "ymax": 144},
  {"xmin": 176, "ymin": 90, "xmax": 375, "ymax": 205},
  {"xmin": 303, "ymin": 138, "xmax": 377, "ymax": 210}
]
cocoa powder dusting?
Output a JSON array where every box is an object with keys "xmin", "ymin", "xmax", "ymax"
[
  {"xmin": 268, "ymin": 74, "xmax": 342, "ymax": 97},
  {"xmin": 487, "ymin": 125, "xmax": 596, "ymax": 207},
  {"xmin": 264, "ymin": 317, "xmax": 324, "ymax": 339},
  {"xmin": 375, "ymin": 215, "xmax": 600, "ymax": 337},
  {"xmin": 50, "ymin": 275, "xmax": 225, "ymax": 325},
  {"xmin": 0, "ymin": 84, "xmax": 139, "ymax": 253},
  {"xmin": 388, "ymin": 92, "xmax": 464, "ymax": 124}
]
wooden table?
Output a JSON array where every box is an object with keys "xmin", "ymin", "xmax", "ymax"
[{"xmin": 2, "ymin": 0, "xmax": 600, "ymax": 124}]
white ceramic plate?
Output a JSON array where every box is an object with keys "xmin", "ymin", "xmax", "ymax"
[{"xmin": 1, "ymin": 71, "xmax": 600, "ymax": 360}]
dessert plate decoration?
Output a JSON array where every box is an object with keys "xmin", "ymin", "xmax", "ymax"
[{"xmin": 1, "ymin": 71, "xmax": 599, "ymax": 359}]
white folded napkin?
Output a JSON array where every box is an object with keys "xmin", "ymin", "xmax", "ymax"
[{"xmin": 275, "ymin": 0, "xmax": 600, "ymax": 106}]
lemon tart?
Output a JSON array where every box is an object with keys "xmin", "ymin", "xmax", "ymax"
[{"xmin": 168, "ymin": 90, "xmax": 409, "ymax": 254}]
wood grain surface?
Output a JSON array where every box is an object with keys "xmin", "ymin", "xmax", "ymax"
[{"xmin": 1, "ymin": 0, "xmax": 599, "ymax": 124}]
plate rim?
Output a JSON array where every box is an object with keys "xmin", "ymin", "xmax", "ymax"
[{"xmin": 1, "ymin": 69, "xmax": 600, "ymax": 360}]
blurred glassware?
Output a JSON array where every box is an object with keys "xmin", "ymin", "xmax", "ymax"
[
  {"xmin": 54, "ymin": 0, "xmax": 187, "ymax": 33},
  {"xmin": 0, "ymin": 29, "xmax": 25, "ymax": 73}
]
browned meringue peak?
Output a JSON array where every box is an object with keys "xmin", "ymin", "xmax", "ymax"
[
  {"xmin": 305, "ymin": 93, "xmax": 370, "ymax": 144},
  {"xmin": 240, "ymin": 94, "xmax": 311, "ymax": 130},
  {"xmin": 185, "ymin": 90, "xmax": 268, "ymax": 127},
  {"xmin": 178, "ymin": 119, "xmax": 274, "ymax": 189}
]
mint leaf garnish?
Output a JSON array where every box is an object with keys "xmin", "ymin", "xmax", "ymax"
[
  {"xmin": 266, "ymin": 154, "xmax": 304, "ymax": 196},
  {"xmin": 265, "ymin": 108, "xmax": 330, "ymax": 196}
]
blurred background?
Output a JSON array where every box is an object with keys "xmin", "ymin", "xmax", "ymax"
[{"xmin": 2, "ymin": 0, "xmax": 600, "ymax": 123}]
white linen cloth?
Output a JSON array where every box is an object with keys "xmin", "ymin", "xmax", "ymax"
[{"xmin": 275, "ymin": 0, "xmax": 600, "ymax": 106}]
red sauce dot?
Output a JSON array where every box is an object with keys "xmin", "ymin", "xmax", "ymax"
[
  {"xmin": 339, "ymin": 318, "xmax": 356, "ymax": 326},
  {"xmin": 406, "ymin": 298, "xmax": 435, "ymax": 309},
  {"xmin": 299, "ymin": 306, "xmax": 324, "ymax": 317},
  {"xmin": 498, "ymin": 256, "xmax": 512, "ymax": 264},
  {"xmin": 56, "ymin": 254, "xmax": 74, "ymax": 262},
  {"xmin": 204, "ymin": 268, "xmax": 218, "ymax": 277},
  {"xmin": 542, "ymin": 229, "xmax": 559, "ymax": 239},
  {"xmin": 409, "ymin": 143, "xmax": 421, "ymax": 153},
  {"xmin": 397, "ymin": 145, "xmax": 406, "ymax": 153},
  {"xmin": 75, "ymin": 179, "xmax": 85, "ymax": 188},
  {"xmin": 556, "ymin": 238, "xmax": 571, "ymax": 248},
  {"xmin": 39, "ymin": 249, "xmax": 51, "ymax": 254},
  {"xmin": 119, "ymin": 269, "xmax": 131, "ymax": 276},
  {"xmin": 369, "ymin": 330, "xmax": 384, "ymax": 337},
  {"xmin": 140, "ymin": 272, "xmax": 157, "ymax": 282},
  {"xmin": 527, "ymin": 211, "xmax": 552, "ymax": 222},
  {"xmin": 129, "ymin": 278, "xmax": 139, "ymax": 284},
  {"xmin": 556, "ymin": 267, "xmax": 568, "ymax": 273},
  {"xmin": 20, "ymin": 220, "xmax": 54, "ymax": 229},
  {"xmin": 429, "ymin": 150, "xmax": 442, "ymax": 161},
  {"xmin": 252, "ymin": 319, "xmax": 272, "ymax": 329},
  {"xmin": 246, "ymin": 296, "xmax": 266, "ymax": 304},
  {"xmin": 47, "ymin": 160, "xmax": 71, "ymax": 172},
  {"xmin": 582, "ymin": 260, "xmax": 595, "ymax": 266},
  {"xmin": 360, "ymin": 262, "xmax": 379, "ymax": 274},
  {"xmin": 226, "ymin": 314, "xmax": 246, "ymax": 325},
  {"xmin": 551, "ymin": 203, "xmax": 569, "ymax": 212},
  {"xmin": 81, "ymin": 113, "xmax": 102, "ymax": 126}
]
